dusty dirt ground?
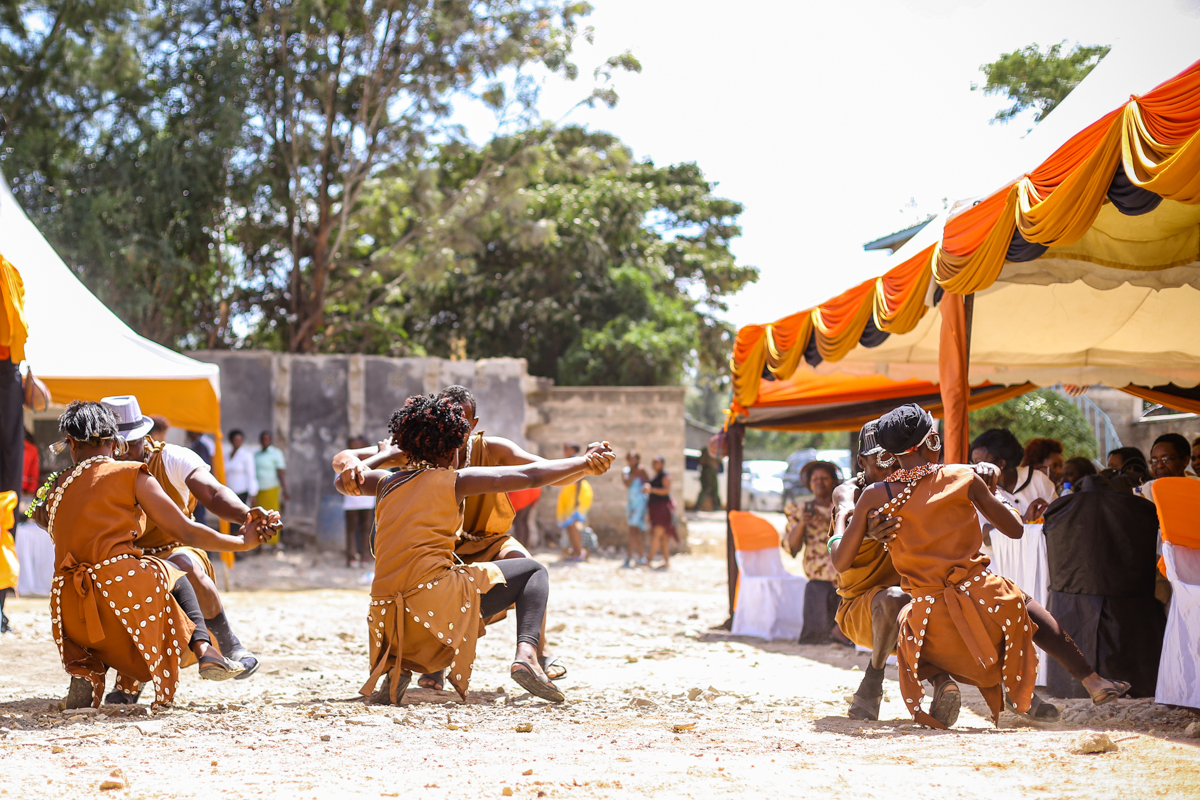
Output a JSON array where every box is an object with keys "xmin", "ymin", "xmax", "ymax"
[{"xmin": 2, "ymin": 513, "xmax": 1199, "ymax": 799}]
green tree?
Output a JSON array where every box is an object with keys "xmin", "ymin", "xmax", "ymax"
[
  {"xmin": 975, "ymin": 41, "xmax": 1110, "ymax": 124},
  {"xmin": 968, "ymin": 388, "xmax": 1097, "ymax": 459},
  {"xmin": 230, "ymin": 0, "xmax": 608, "ymax": 353},
  {"xmin": 330, "ymin": 125, "xmax": 756, "ymax": 385},
  {"xmin": 2, "ymin": 0, "xmax": 249, "ymax": 346}
]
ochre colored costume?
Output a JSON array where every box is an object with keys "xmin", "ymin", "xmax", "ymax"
[
  {"xmin": 453, "ymin": 433, "xmax": 530, "ymax": 564},
  {"xmin": 136, "ymin": 439, "xmax": 215, "ymax": 580},
  {"xmin": 834, "ymin": 533, "xmax": 902, "ymax": 650},
  {"xmin": 887, "ymin": 464, "xmax": 1037, "ymax": 727},
  {"xmin": 47, "ymin": 459, "xmax": 196, "ymax": 708},
  {"xmin": 363, "ymin": 469, "xmax": 506, "ymax": 702}
]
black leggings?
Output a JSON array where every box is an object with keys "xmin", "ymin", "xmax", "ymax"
[
  {"xmin": 478, "ymin": 558, "xmax": 548, "ymax": 648},
  {"xmin": 1026, "ymin": 596, "xmax": 1092, "ymax": 680},
  {"xmin": 171, "ymin": 575, "xmax": 211, "ymax": 647}
]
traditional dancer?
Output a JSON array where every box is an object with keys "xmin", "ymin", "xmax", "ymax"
[
  {"xmin": 29, "ymin": 402, "xmax": 268, "ymax": 709},
  {"xmin": 332, "ymin": 385, "xmax": 574, "ymax": 688},
  {"xmin": 829, "ymin": 421, "xmax": 922, "ymax": 720},
  {"xmin": 336, "ymin": 394, "xmax": 614, "ymax": 704},
  {"xmin": 839, "ymin": 404, "xmax": 1129, "ymax": 728},
  {"xmin": 100, "ymin": 396, "xmax": 278, "ymax": 704}
]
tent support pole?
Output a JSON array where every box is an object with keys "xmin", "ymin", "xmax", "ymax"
[
  {"xmin": 938, "ymin": 292, "xmax": 975, "ymax": 463},
  {"xmin": 723, "ymin": 422, "xmax": 745, "ymax": 628}
]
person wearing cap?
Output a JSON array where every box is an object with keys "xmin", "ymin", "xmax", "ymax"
[
  {"xmin": 100, "ymin": 395, "xmax": 279, "ymax": 702},
  {"xmin": 839, "ymin": 403, "xmax": 1131, "ymax": 728},
  {"xmin": 785, "ymin": 458, "xmax": 849, "ymax": 646}
]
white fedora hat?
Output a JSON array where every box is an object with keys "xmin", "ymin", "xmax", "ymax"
[{"xmin": 101, "ymin": 395, "xmax": 154, "ymax": 442}]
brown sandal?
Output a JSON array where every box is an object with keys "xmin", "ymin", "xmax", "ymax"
[
  {"xmin": 198, "ymin": 653, "xmax": 245, "ymax": 681},
  {"xmin": 1089, "ymin": 680, "xmax": 1130, "ymax": 706},
  {"xmin": 929, "ymin": 677, "xmax": 961, "ymax": 728},
  {"xmin": 510, "ymin": 661, "xmax": 565, "ymax": 703}
]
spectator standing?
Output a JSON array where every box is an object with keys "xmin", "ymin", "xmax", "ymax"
[
  {"xmin": 622, "ymin": 451, "xmax": 649, "ymax": 568},
  {"xmin": 787, "ymin": 460, "xmax": 850, "ymax": 646},
  {"xmin": 697, "ymin": 446, "xmax": 723, "ymax": 511},
  {"xmin": 222, "ymin": 430, "xmax": 258, "ymax": 544},
  {"xmin": 970, "ymin": 428, "xmax": 1057, "ymax": 524},
  {"xmin": 556, "ymin": 443, "xmax": 592, "ymax": 562},
  {"xmin": 21, "ymin": 428, "xmax": 39, "ymax": 495},
  {"xmin": 643, "ymin": 455, "xmax": 677, "ymax": 571},
  {"xmin": 254, "ymin": 430, "xmax": 288, "ymax": 553},
  {"xmin": 1107, "ymin": 446, "xmax": 1146, "ymax": 472},
  {"xmin": 509, "ymin": 487, "xmax": 542, "ymax": 549},
  {"xmin": 343, "ymin": 436, "xmax": 375, "ymax": 567},
  {"xmin": 185, "ymin": 430, "xmax": 213, "ymax": 525}
]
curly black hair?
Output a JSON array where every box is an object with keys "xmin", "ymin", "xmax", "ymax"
[
  {"xmin": 438, "ymin": 385, "xmax": 476, "ymax": 418},
  {"xmin": 388, "ymin": 394, "xmax": 470, "ymax": 465},
  {"xmin": 1021, "ymin": 437, "xmax": 1062, "ymax": 468},
  {"xmin": 59, "ymin": 400, "xmax": 119, "ymax": 444}
]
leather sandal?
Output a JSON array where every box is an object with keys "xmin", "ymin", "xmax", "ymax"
[
  {"xmin": 198, "ymin": 653, "xmax": 245, "ymax": 681},
  {"xmin": 64, "ymin": 677, "xmax": 95, "ymax": 710},
  {"xmin": 510, "ymin": 661, "xmax": 565, "ymax": 703},
  {"xmin": 1089, "ymin": 680, "xmax": 1131, "ymax": 706},
  {"xmin": 228, "ymin": 645, "xmax": 261, "ymax": 680},
  {"xmin": 370, "ymin": 672, "xmax": 412, "ymax": 705},
  {"xmin": 847, "ymin": 691, "xmax": 882, "ymax": 721},
  {"xmin": 1004, "ymin": 690, "xmax": 1060, "ymax": 722},
  {"xmin": 539, "ymin": 655, "xmax": 567, "ymax": 681},
  {"xmin": 929, "ymin": 677, "xmax": 961, "ymax": 728}
]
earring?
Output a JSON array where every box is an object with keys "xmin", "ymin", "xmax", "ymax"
[
  {"xmin": 876, "ymin": 452, "xmax": 895, "ymax": 468},
  {"xmin": 926, "ymin": 432, "xmax": 943, "ymax": 452}
]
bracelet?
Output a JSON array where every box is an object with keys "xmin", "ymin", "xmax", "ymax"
[{"xmin": 24, "ymin": 470, "xmax": 64, "ymax": 518}]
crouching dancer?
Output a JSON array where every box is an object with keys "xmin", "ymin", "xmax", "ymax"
[
  {"xmin": 840, "ymin": 404, "xmax": 1129, "ymax": 728},
  {"xmin": 29, "ymin": 402, "xmax": 268, "ymax": 709},
  {"xmin": 336, "ymin": 394, "xmax": 614, "ymax": 705},
  {"xmin": 101, "ymin": 396, "xmax": 279, "ymax": 705}
]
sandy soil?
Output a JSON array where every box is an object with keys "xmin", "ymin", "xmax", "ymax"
[{"xmin": 2, "ymin": 515, "xmax": 1198, "ymax": 799}]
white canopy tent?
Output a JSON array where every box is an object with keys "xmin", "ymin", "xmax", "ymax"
[{"xmin": 0, "ymin": 175, "xmax": 226, "ymax": 467}]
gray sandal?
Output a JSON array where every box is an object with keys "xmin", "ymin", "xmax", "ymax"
[{"xmin": 847, "ymin": 691, "xmax": 881, "ymax": 721}]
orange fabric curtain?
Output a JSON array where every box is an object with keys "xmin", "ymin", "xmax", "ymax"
[
  {"xmin": 1117, "ymin": 385, "xmax": 1200, "ymax": 417},
  {"xmin": 732, "ymin": 57, "xmax": 1200, "ymax": 414},
  {"xmin": 937, "ymin": 293, "xmax": 971, "ymax": 464}
]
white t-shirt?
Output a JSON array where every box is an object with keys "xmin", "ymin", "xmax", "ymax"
[
  {"xmin": 223, "ymin": 444, "xmax": 259, "ymax": 497},
  {"xmin": 343, "ymin": 493, "xmax": 376, "ymax": 511},
  {"xmin": 156, "ymin": 443, "xmax": 211, "ymax": 508},
  {"xmin": 997, "ymin": 466, "xmax": 1058, "ymax": 516}
]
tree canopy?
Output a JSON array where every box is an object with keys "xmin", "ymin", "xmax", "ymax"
[
  {"xmin": 975, "ymin": 41, "xmax": 1110, "ymax": 124},
  {"xmin": 2, "ymin": 0, "xmax": 634, "ymax": 353},
  {"xmin": 968, "ymin": 388, "xmax": 1098, "ymax": 459},
  {"xmin": 324, "ymin": 126, "xmax": 756, "ymax": 386}
]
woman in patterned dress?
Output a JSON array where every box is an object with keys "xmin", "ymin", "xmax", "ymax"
[
  {"xmin": 337, "ymin": 394, "xmax": 614, "ymax": 705},
  {"xmin": 31, "ymin": 402, "xmax": 268, "ymax": 709}
]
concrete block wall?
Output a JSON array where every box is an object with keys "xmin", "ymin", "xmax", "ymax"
[
  {"xmin": 192, "ymin": 352, "xmax": 534, "ymax": 548},
  {"xmin": 525, "ymin": 384, "xmax": 687, "ymax": 549}
]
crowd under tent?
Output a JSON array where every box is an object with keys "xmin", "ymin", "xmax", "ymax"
[{"xmin": 723, "ymin": 42, "xmax": 1200, "ymax": 617}]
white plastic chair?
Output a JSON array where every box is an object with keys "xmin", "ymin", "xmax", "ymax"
[
  {"xmin": 15, "ymin": 520, "xmax": 55, "ymax": 596},
  {"xmin": 1156, "ymin": 541, "xmax": 1200, "ymax": 709},
  {"xmin": 729, "ymin": 511, "xmax": 807, "ymax": 641}
]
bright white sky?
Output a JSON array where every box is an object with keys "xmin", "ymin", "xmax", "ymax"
[{"xmin": 457, "ymin": 0, "xmax": 1200, "ymax": 329}]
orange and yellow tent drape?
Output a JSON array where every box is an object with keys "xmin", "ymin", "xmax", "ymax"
[{"xmin": 731, "ymin": 57, "xmax": 1200, "ymax": 455}]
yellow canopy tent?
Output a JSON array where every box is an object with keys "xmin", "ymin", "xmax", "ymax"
[
  {"xmin": 723, "ymin": 40, "xmax": 1200, "ymax": 619},
  {"xmin": 0, "ymin": 174, "xmax": 231, "ymax": 549}
]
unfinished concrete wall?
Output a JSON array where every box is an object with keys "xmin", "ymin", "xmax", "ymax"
[
  {"xmin": 525, "ymin": 384, "xmax": 687, "ymax": 549},
  {"xmin": 191, "ymin": 352, "xmax": 539, "ymax": 548}
]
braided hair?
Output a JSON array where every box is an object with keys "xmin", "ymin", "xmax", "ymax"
[
  {"xmin": 388, "ymin": 394, "xmax": 470, "ymax": 465},
  {"xmin": 59, "ymin": 401, "xmax": 120, "ymax": 445}
]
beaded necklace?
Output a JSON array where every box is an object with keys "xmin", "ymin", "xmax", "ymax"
[
  {"xmin": 45, "ymin": 455, "xmax": 111, "ymax": 542},
  {"xmin": 878, "ymin": 462, "xmax": 944, "ymax": 518}
]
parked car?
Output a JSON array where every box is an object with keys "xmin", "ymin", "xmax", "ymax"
[
  {"xmin": 781, "ymin": 448, "xmax": 853, "ymax": 506},
  {"xmin": 683, "ymin": 448, "xmax": 727, "ymax": 509},
  {"xmin": 741, "ymin": 459, "xmax": 788, "ymax": 512}
]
